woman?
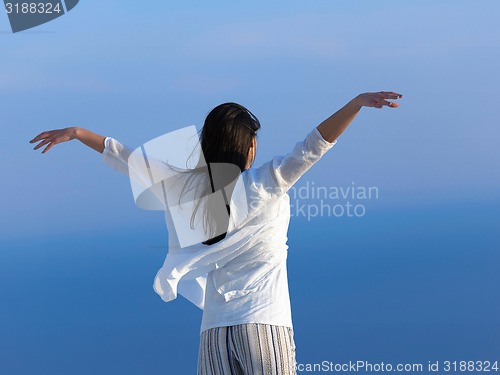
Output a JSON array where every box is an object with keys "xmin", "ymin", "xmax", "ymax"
[{"xmin": 30, "ymin": 91, "xmax": 402, "ymax": 375}]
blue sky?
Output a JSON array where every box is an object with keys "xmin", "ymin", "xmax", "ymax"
[
  {"xmin": 2, "ymin": 1, "xmax": 499, "ymax": 240},
  {"xmin": 0, "ymin": 2, "xmax": 499, "ymax": 373}
]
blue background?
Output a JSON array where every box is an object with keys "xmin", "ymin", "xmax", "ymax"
[{"xmin": 1, "ymin": 1, "xmax": 499, "ymax": 374}]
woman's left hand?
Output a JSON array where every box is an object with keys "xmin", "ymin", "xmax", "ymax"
[{"xmin": 30, "ymin": 127, "xmax": 78, "ymax": 153}]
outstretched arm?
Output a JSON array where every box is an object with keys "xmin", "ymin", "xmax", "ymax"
[
  {"xmin": 249, "ymin": 90, "xmax": 403, "ymax": 201},
  {"xmin": 317, "ymin": 91, "xmax": 403, "ymax": 143},
  {"xmin": 30, "ymin": 127, "xmax": 106, "ymax": 154}
]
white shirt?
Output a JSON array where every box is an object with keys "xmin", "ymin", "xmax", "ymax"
[{"xmin": 101, "ymin": 127, "xmax": 336, "ymax": 333}]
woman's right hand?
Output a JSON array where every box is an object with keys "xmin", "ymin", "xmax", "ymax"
[
  {"xmin": 354, "ymin": 91, "xmax": 403, "ymax": 109},
  {"xmin": 30, "ymin": 127, "xmax": 78, "ymax": 154}
]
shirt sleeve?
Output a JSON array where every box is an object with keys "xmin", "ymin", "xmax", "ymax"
[
  {"xmin": 101, "ymin": 136, "xmax": 181, "ymax": 211},
  {"xmin": 249, "ymin": 127, "xmax": 337, "ymax": 197},
  {"xmin": 101, "ymin": 136, "xmax": 134, "ymax": 176}
]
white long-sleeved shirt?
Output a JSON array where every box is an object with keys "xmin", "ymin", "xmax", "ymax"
[{"xmin": 101, "ymin": 127, "xmax": 336, "ymax": 333}]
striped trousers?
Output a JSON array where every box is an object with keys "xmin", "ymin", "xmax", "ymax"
[{"xmin": 198, "ymin": 323, "xmax": 297, "ymax": 375}]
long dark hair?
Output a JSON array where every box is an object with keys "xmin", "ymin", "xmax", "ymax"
[{"xmin": 181, "ymin": 103, "xmax": 261, "ymax": 245}]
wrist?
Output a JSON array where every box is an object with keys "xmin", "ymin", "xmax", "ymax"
[
  {"xmin": 348, "ymin": 96, "xmax": 363, "ymax": 112},
  {"xmin": 70, "ymin": 126, "xmax": 81, "ymax": 141}
]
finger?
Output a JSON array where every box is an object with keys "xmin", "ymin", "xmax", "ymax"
[
  {"xmin": 42, "ymin": 142, "xmax": 55, "ymax": 153},
  {"xmin": 378, "ymin": 91, "xmax": 403, "ymax": 100},
  {"xmin": 30, "ymin": 132, "xmax": 51, "ymax": 143},
  {"xmin": 33, "ymin": 138, "xmax": 51, "ymax": 150},
  {"xmin": 375, "ymin": 98, "xmax": 398, "ymax": 108},
  {"xmin": 373, "ymin": 97, "xmax": 388, "ymax": 106}
]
